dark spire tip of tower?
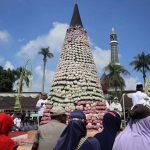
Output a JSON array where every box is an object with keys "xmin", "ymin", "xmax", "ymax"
[{"xmin": 70, "ymin": 4, "xmax": 83, "ymax": 28}]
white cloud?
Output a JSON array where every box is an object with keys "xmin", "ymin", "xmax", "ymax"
[
  {"xmin": 88, "ymin": 36, "xmax": 94, "ymax": 46},
  {"xmin": 23, "ymin": 65, "xmax": 55, "ymax": 93},
  {"xmin": 35, "ymin": 65, "xmax": 55, "ymax": 84},
  {"xmin": 0, "ymin": 55, "xmax": 4, "ymax": 64},
  {"xmin": 92, "ymin": 46, "xmax": 111, "ymax": 74},
  {"xmin": 124, "ymin": 77, "xmax": 139, "ymax": 90},
  {"xmin": 0, "ymin": 30, "xmax": 10, "ymax": 42},
  {"xmin": 4, "ymin": 61, "xmax": 14, "ymax": 70},
  {"xmin": 118, "ymin": 53, "xmax": 122, "ymax": 59},
  {"xmin": 16, "ymin": 22, "xmax": 69, "ymax": 59},
  {"xmin": 18, "ymin": 38, "xmax": 24, "ymax": 42},
  {"xmin": 23, "ymin": 82, "xmax": 42, "ymax": 93}
]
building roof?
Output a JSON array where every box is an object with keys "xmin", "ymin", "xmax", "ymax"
[
  {"xmin": 100, "ymin": 72, "xmax": 107, "ymax": 84},
  {"xmin": 70, "ymin": 4, "xmax": 83, "ymax": 27},
  {"xmin": 0, "ymin": 92, "xmax": 41, "ymax": 110}
]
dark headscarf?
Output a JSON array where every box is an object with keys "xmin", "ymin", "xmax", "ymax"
[
  {"xmin": 94, "ymin": 111, "xmax": 121, "ymax": 150},
  {"xmin": 0, "ymin": 113, "xmax": 16, "ymax": 150},
  {"xmin": 54, "ymin": 110, "xmax": 87, "ymax": 150}
]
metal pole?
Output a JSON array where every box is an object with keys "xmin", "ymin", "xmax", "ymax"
[{"xmin": 122, "ymin": 93, "xmax": 126, "ymax": 127}]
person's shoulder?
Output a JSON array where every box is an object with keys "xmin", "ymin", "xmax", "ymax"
[
  {"xmin": 51, "ymin": 121, "xmax": 67, "ymax": 127},
  {"xmin": 132, "ymin": 92, "xmax": 136, "ymax": 96},
  {"xmin": 86, "ymin": 137, "xmax": 100, "ymax": 145},
  {"xmin": 87, "ymin": 136, "xmax": 99, "ymax": 141},
  {"xmin": 110, "ymin": 102, "xmax": 115, "ymax": 106},
  {"xmin": 132, "ymin": 92, "xmax": 138, "ymax": 97},
  {"xmin": 37, "ymin": 99, "xmax": 42, "ymax": 102},
  {"xmin": 38, "ymin": 121, "xmax": 66, "ymax": 131},
  {"xmin": 94, "ymin": 132, "xmax": 101, "ymax": 139},
  {"xmin": 59, "ymin": 122, "xmax": 67, "ymax": 128},
  {"xmin": 51, "ymin": 121, "xmax": 67, "ymax": 130},
  {"xmin": 141, "ymin": 92, "xmax": 147, "ymax": 96},
  {"xmin": 38, "ymin": 123, "xmax": 49, "ymax": 130},
  {"xmin": 38, "ymin": 99, "xmax": 42, "ymax": 101},
  {"xmin": 110, "ymin": 102, "xmax": 114, "ymax": 105}
]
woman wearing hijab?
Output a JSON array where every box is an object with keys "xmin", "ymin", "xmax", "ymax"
[
  {"xmin": 94, "ymin": 111, "xmax": 121, "ymax": 150},
  {"xmin": 0, "ymin": 113, "xmax": 17, "ymax": 150},
  {"xmin": 54, "ymin": 110, "xmax": 100, "ymax": 150},
  {"xmin": 113, "ymin": 99, "xmax": 150, "ymax": 150}
]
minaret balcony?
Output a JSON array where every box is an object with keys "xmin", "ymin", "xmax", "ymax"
[{"xmin": 110, "ymin": 41, "xmax": 118, "ymax": 44}]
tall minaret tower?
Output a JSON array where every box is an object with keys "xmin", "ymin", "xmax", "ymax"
[{"xmin": 110, "ymin": 28, "xmax": 119, "ymax": 63}]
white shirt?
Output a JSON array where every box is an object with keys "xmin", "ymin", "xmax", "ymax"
[
  {"xmin": 36, "ymin": 99, "xmax": 48, "ymax": 116},
  {"xmin": 105, "ymin": 101, "xmax": 110, "ymax": 109},
  {"xmin": 109, "ymin": 102, "xmax": 122, "ymax": 115},
  {"xmin": 132, "ymin": 91, "xmax": 150, "ymax": 107},
  {"xmin": 14, "ymin": 118, "xmax": 21, "ymax": 128}
]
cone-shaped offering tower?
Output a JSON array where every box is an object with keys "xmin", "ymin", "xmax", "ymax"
[{"xmin": 41, "ymin": 4, "xmax": 107, "ymax": 132}]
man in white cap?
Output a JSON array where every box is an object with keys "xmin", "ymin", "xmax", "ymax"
[
  {"xmin": 132, "ymin": 83, "xmax": 150, "ymax": 107},
  {"xmin": 109, "ymin": 97, "xmax": 122, "ymax": 115},
  {"xmin": 31, "ymin": 106, "xmax": 67, "ymax": 150}
]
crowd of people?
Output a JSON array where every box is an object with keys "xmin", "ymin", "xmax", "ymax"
[
  {"xmin": 0, "ymin": 83, "xmax": 150, "ymax": 150},
  {"xmin": 11, "ymin": 113, "xmax": 38, "ymax": 132}
]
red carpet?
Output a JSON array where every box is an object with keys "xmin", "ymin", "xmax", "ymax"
[{"xmin": 8, "ymin": 131, "xmax": 27, "ymax": 138}]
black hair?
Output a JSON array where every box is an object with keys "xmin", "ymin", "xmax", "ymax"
[
  {"xmin": 136, "ymin": 84, "xmax": 143, "ymax": 91},
  {"xmin": 136, "ymin": 87, "xmax": 143, "ymax": 91}
]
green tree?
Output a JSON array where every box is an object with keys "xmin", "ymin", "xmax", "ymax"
[
  {"xmin": 15, "ymin": 67, "xmax": 31, "ymax": 92},
  {"xmin": 38, "ymin": 47, "xmax": 54, "ymax": 92},
  {"xmin": 129, "ymin": 51, "xmax": 150, "ymax": 86},
  {"xmin": 0, "ymin": 66, "xmax": 17, "ymax": 92},
  {"xmin": 104, "ymin": 63, "xmax": 130, "ymax": 97}
]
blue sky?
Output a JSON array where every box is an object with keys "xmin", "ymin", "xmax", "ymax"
[{"xmin": 0, "ymin": 0, "xmax": 150, "ymax": 93}]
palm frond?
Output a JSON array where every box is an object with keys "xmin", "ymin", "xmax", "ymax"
[
  {"xmin": 104, "ymin": 62, "xmax": 129, "ymax": 92},
  {"xmin": 129, "ymin": 52, "xmax": 150, "ymax": 84},
  {"xmin": 38, "ymin": 46, "xmax": 54, "ymax": 60},
  {"xmin": 24, "ymin": 76, "xmax": 30, "ymax": 87},
  {"xmin": 47, "ymin": 53, "xmax": 54, "ymax": 58}
]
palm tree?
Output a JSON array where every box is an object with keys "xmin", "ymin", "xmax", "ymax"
[
  {"xmin": 15, "ymin": 67, "xmax": 31, "ymax": 92},
  {"xmin": 38, "ymin": 47, "xmax": 54, "ymax": 92},
  {"xmin": 104, "ymin": 63, "xmax": 130, "ymax": 97},
  {"xmin": 129, "ymin": 51, "xmax": 150, "ymax": 86}
]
